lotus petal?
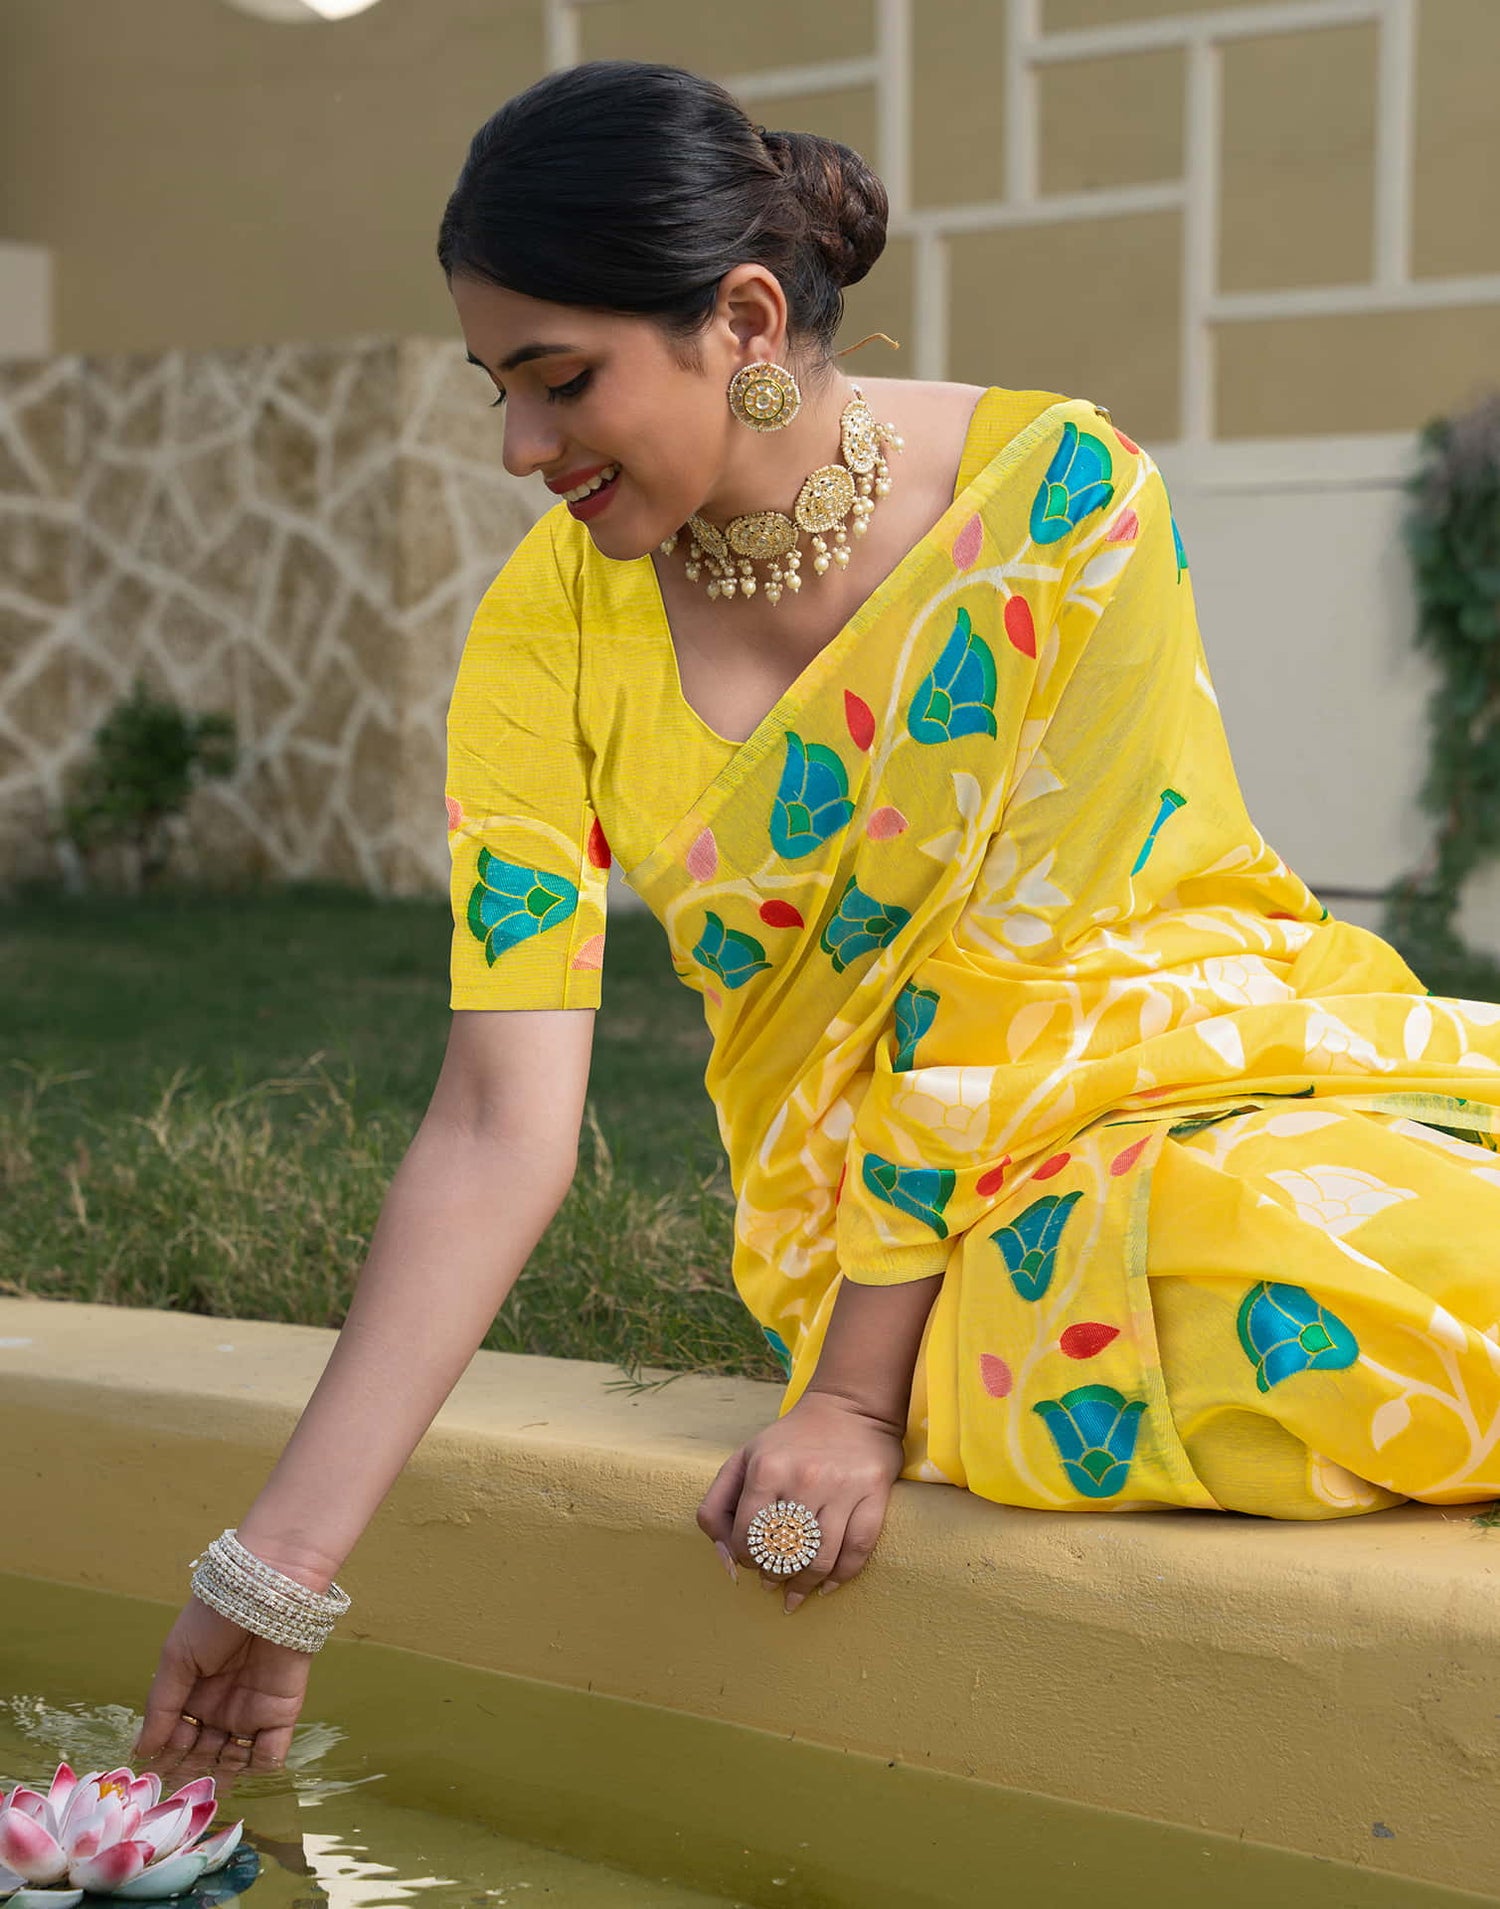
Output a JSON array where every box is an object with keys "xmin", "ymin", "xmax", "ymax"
[
  {"xmin": 189, "ymin": 1821, "xmax": 243, "ymax": 1874},
  {"xmin": 43, "ymin": 1769, "xmax": 79, "ymax": 1824},
  {"xmin": 156, "ymin": 1780, "xmax": 214, "ymax": 1818},
  {"xmin": 109, "ymin": 1848, "xmax": 211, "ymax": 1899},
  {"xmin": 10, "ymin": 1891, "xmax": 86, "ymax": 1909},
  {"xmin": 66, "ymin": 1839, "xmax": 151, "ymax": 1893},
  {"xmin": 137, "ymin": 1801, "xmax": 190, "ymax": 1848},
  {"xmin": 0, "ymin": 1811, "xmax": 68, "ymax": 1884}
]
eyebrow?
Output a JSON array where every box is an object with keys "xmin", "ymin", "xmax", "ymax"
[{"xmin": 465, "ymin": 343, "xmax": 583, "ymax": 375}]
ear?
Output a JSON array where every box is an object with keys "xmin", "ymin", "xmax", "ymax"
[{"xmin": 715, "ymin": 263, "xmax": 789, "ymax": 361}]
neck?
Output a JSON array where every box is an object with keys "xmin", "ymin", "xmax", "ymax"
[{"xmin": 697, "ymin": 367, "xmax": 861, "ymax": 524}]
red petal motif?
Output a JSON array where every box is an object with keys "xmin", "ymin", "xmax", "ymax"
[
  {"xmin": 866, "ymin": 806, "xmax": 909, "ymax": 840},
  {"xmin": 844, "ymin": 690, "xmax": 875, "ymax": 751},
  {"xmin": 570, "ymin": 933, "xmax": 605, "ymax": 971},
  {"xmin": 1003, "ymin": 595, "xmax": 1036, "ymax": 658},
  {"xmin": 952, "ymin": 513, "xmax": 984, "ymax": 569},
  {"xmin": 760, "ymin": 899, "xmax": 805, "ymax": 929},
  {"xmin": 1061, "ymin": 1322, "xmax": 1120, "ymax": 1360},
  {"xmin": 1109, "ymin": 1136, "xmax": 1150, "ymax": 1176},
  {"xmin": 1105, "ymin": 509, "xmax": 1139, "ymax": 544},
  {"xmin": 835, "ymin": 1162, "xmax": 848, "ymax": 1205},
  {"xmin": 685, "ymin": 827, "xmax": 718, "ymax": 882},
  {"xmin": 1033, "ymin": 1152, "xmax": 1071, "ymax": 1180},
  {"xmin": 1115, "ymin": 427, "xmax": 1141, "ymax": 454},
  {"xmin": 445, "ymin": 796, "xmax": 464, "ymax": 834},
  {"xmin": 586, "ymin": 816, "xmax": 612, "ymax": 869},
  {"xmin": 975, "ymin": 1157, "xmax": 1011, "ymax": 1197},
  {"xmin": 979, "ymin": 1352, "xmax": 1014, "ymax": 1398}
]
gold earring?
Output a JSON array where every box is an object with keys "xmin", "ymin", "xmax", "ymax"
[{"xmin": 728, "ymin": 361, "xmax": 802, "ymax": 433}]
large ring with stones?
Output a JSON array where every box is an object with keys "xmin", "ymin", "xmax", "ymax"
[{"xmin": 745, "ymin": 1499, "xmax": 822, "ymax": 1576}]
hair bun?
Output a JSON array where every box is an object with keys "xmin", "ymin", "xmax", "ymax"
[{"xmin": 763, "ymin": 127, "xmax": 888, "ymax": 289}]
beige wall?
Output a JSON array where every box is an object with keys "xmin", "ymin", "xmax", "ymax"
[
  {"xmin": 0, "ymin": 0, "xmax": 543, "ymax": 356},
  {"xmin": 4, "ymin": 0, "xmax": 1500, "ymax": 911},
  {"xmin": 4, "ymin": 0, "xmax": 1498, "ymax": 444}
]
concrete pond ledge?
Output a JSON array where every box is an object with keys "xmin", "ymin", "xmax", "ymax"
[{"xmin": 3, "ymin": 1295, "xmax": 1500, "ymax": 1899}]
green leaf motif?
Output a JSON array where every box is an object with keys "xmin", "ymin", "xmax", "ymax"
[
  {"xmin": 991, "ymin": 1190, "xmax": 1083, "ymax": 1302},
  {"xmin": 861, "ymin": 1151, "xmax": 956, "ymax": 1237},
  {"xmin": 769, "ymin": 731, "xmax": 855, "ymax": 858},
  {"xmin": 1033, "ymin": 1384, "xmax": 1146, "ymax": 1498},
  {"xmin": 820, "ymin": 875, "xmax": 911, "ymax": 973},
  {"xmin": 466, "ymin": 846, "xmax": 579, "ymax": 967},
  {"xmin": 692, "ymin": 910, "xmax": 774, "ymax": 989},
  {"xmin": 893, "ymin": 981, "xmax": 940, "ymax": 1072},
  {"xmin": 907, "ymin": 607, "xmax": 999, "ymax": 745}
]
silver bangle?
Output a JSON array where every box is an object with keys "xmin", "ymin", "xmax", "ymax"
[{"xmin": 189, "ymin": 1528, "xmax": 351, "ymax": 1655}]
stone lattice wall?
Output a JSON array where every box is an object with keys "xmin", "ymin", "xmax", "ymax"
[{"xmin": 0, "ymin": 338, "xmax": 542, "ymax": 895}]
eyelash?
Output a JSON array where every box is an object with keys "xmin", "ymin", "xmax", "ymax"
[{"xmin": 490, "ymin": 369, "xmax": 592, "ymax": 409}]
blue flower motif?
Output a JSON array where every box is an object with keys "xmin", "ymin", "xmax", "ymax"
[
  {"xmin": 763, "ymin": 1326, "xmax": 793, "ymax": 1378},
  {"xmin": 907, "ymin": 607, "xmax": 999, "ymax": 744},
  {"xmin": 769, "ymin": 731, "xmax": 855, "ymax": 859},
  {"xmin": 862, "ymin": 1151, "xmax": 956, "ymax": 1237},
  {"xmin": 691, "ymin": 910, "xmax": 773, "ymax": 989},
  {"xmin": 1033, "ymin": 1384, "xmax": 1147, "ymax": 1498},
  {"xmin": 466, "ymin": 846, "xmax": 579, "ymax": 967},
  {"xmin": 1236, "ymin": 1282, "xmax": 1359, "ymax": 1394},
  {"xmin": 893, "ymin": 981, "xmax": 940, "ymax": 1072},
  {"xmin": 1131, "ymin": 787, "xmax": 1186, "ymax": 875},
  {"xmin": 820, "ymin": 875, "xmax": 910, "ymax": 973},
  {"xmin": 1029, "ymin": 421, "xmax": 1115, "ymax": 545},
  {"xmin": 990, "ymin": 1190, "xmax": 1083, "ymax": 1302}
]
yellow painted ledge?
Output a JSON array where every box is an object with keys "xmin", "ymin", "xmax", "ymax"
[{"xmin": 4, "ymin": 1295, "xmax": 1500, "ymax": 1899}]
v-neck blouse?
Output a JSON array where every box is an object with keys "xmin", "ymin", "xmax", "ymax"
[{"xmin": 445, "ymin": 381, "xmax": 1064, "ymax": 1011}]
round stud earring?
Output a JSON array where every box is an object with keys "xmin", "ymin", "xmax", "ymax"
[{"xmin": 727, "ymin": 360, "xmax": 802, "ymax": 433}]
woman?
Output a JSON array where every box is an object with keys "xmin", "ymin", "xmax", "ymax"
[{"xmin": 134, "ymin": 59, "xmax": 1500, "ymax": 1775}]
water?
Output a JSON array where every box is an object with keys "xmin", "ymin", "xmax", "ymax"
[{"xmin": 2, "ymin": 1572, "xmax": 1494, "ymax": 1909}]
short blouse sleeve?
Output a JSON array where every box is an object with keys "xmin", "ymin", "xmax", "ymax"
[{"xmin": 445, "ymin": 508, "xmax": 609, "ymax": 1010}]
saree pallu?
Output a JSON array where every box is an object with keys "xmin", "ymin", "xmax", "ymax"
[
  {"xmin": 447, "ymin": 389, "xmax": 1500, "ymax": 1521},
  {"xmin": 617, "ymin": 398, "xmax": 1500, "ymax": 1521}
]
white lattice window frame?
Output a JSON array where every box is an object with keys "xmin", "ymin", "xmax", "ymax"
[{"xmin": 544, "ymin": 0, "xmax": 1496, "ymax": 480}]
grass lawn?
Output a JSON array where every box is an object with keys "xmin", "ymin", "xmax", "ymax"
[{"xmin": 1, "ymin": 884, "xmax": 778, "ymax": 1387}]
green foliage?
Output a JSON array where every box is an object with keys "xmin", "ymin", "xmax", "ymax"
[
  {"xmin": 1382, "ymin": 394, "xmax": 1500, "ymax": 997},
  {"xmin": 60, "ymin": 676, "xmax": 236, "ymax": 887}
]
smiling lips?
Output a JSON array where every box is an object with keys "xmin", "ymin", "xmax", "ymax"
[{"xmin": 547, "ymin": 462, "xmax": 620, "ymax": 502}]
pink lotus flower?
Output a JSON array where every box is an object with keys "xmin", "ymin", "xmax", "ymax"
[{"xmin": 0, "ymin": 1763, "xmax": 243, "ymax": 1905}]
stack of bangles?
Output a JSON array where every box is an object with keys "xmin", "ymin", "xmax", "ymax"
[{"xmin": 181, "ymin": 1529, "xmax": 353, "ymax": 1740}]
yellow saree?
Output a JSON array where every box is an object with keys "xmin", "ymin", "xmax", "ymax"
[{"xmin": 446, "ymin": 389, "xmax": 1500, "ymax": 1521}]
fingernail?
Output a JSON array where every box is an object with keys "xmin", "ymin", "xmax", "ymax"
[
  {"xmin": 714, "ymin": 1541, "xmax": 738, "ymax": 1584},
  {"xmin": 783, "ymin": 1590, "xmax": 806, "ymax": 1613},
  {"xmin": 818, "ymin": 1579, "xmax": 840, "ymax": 1596}
]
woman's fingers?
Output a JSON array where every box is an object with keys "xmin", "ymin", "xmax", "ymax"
[
  {"xmin": 695, "ymin": 1445, "xmax": 749, "ymax": 1547},
  {"xmin": 818, "ymin": 1492, "xmax": 887, "ymax": 1594}
]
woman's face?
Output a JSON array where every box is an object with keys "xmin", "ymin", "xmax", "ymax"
[{"xmin": 451, "ymin": 275, "xmax": 740, "ymax": 563}]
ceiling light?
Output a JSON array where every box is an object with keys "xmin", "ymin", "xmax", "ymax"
[{"xmin": 222, "ymin": 0, "xmax": 384, "ymax": 22}]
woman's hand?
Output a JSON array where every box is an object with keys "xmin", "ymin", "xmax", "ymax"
[
  {"xmin": 131, "ymin": 1598, "xmax": 314, "ymax": 1776},
  {"xmin": 696, "ymin": 1389, "xmax": 907, "ymax": 1612}
]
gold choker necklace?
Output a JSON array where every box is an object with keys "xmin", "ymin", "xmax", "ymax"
[{"xmin": 658, "ymin": 384, "xmax": 905, "ymax": 607}]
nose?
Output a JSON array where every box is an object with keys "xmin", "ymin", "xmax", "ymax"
[{"xmin": 500, "ymin": 398, "xmax": 568, "ymax": 482}]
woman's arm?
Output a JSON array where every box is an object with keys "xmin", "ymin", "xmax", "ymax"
[
  {"xmin": 233, "ymin": 1007, "xmax": 595, "ymax": 1593},
  {"xmin": 800, "ymin": 1271, "xmax": 944, "ymax": 1434}
]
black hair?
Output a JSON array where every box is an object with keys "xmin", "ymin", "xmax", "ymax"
[{"xmin": 436, "ymin": 60, "xmax": 889, "ymax": 367}]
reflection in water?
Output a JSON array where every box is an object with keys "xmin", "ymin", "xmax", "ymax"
[
  {"xmin": 2, "ymin": 1572, "xmax": 1487, "ymax": 1909},
  {"xmin": 0, "ymin": 1693, "xmax": 737, "ymax": 1909}
]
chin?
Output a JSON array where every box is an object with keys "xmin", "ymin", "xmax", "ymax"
[{"xmin": 586, "ymin": 507, "xmax": 676, "ymax": 565}]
